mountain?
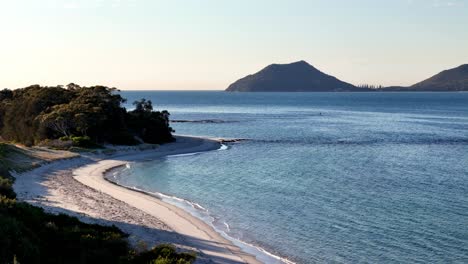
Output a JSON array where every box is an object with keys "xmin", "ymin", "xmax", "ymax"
[
  {"xmin": 226, "ymin": 61, "xmax": 366, "ymax": 92},
  {"xmin": 407, "ymin": 64, "xmax": 468, "ymax": 91}
]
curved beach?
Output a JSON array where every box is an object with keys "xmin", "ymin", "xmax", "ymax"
[
  {"xmin": 13, "ymin": 136, "xmax": 261, "ymax": 264},
  {"xmin": 73, "ymin": 136, "xmax": 261, "ymax": 264}
]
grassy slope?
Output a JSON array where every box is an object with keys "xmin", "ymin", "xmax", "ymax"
[{"xmin": 0, "ymin": 143, "xmax": 78, "ymax": 178}]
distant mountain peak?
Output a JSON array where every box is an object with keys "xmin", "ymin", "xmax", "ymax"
[
  {"xmin": 270, "ymin": 60, "xmax": 314, "ymax": 68},
  {"xmin": 291, "ymin": 60, "xmax": 309, "ymax": 65},
  {"xmin": 226, "ymin": 61, "xmax": 363, "ymax": 92}
]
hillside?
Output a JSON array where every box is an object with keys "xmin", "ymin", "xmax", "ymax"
[
  {"xmin": 0, "ymin": 143, "xmax": 77, "ymax": 178},
  {"xmin": 408, "ymin": 64, "xmax": 468, "ymax": 91},
  {"xmin": 226, "ymin": 61, "xmax": 367, "ymax": 92}
]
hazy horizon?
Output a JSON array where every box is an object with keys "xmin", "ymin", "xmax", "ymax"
[{"xmin": 1, "ymin": 0, "xmax": 467, "ymax": 90}]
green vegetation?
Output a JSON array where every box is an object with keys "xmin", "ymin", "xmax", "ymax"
[
  {"xmin": 0, "ymin": 184, "xmax": 196, "ymax": 264},
  {"xmin": 0, "ymin": 84, "xmax": 174, "ymax": 146},
  {"xmin": 357, "ymin": 84, "xmax": 383, "ymax": 90},
  {"xmin": 0, "ymin": 144, "xmax": 13, "ymax": 179},
  {"xmin": 131, "ymin": 244, "xmax": 196, "ymax": 264},
  {"xmin": 127, "ymin": 99, "xmax": 174, "ymax": 144},
  {"xmin": 0, "ymin": 198, "xmax": 129, "ymax": 263},
  {"xmin": 0, "ymin": 143, "xmax": 36, "ymax": 177},
  {"xmin": 0, "ymin": 85, "xmax": 194, "ymax": 263},
  {"xmin": 60, "ymin": 136, "xmax": 100, "ymax": 148}
]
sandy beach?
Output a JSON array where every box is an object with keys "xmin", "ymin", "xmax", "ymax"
[{"xmin": 14, "ymin": 136, "xmax": 261, "ymax": 264}]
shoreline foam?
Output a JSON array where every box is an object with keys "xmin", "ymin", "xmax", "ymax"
[{"xmin": 106, "ymin": 172, "xmax": 296, "ymax": 264}]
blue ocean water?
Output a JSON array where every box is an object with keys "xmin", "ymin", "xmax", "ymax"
[{"xmin": 115, "ymin": 92, "xmax": 468, "ymax": 263}]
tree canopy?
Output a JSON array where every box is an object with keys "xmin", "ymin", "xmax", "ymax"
[{"xmin": 0, "ymin": 84, "xmax": 174, "ymax": 146}]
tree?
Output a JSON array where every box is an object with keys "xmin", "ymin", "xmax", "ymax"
[
  {"xmin": 161, "ymin": 110, "xmax": 170, "ymax": 127},
  {"xmin": 0, "ymin": 89, "xmax": 13, "ymax": 101},
  {"xmin": 66, "ymin": 83, "xmax": 81, "ymax": 90},
  {"xmin": 0, "ymin": 84, "xmax": 174, "ymax": 145},
  {"xmin": 133, "ymin": 99, "xmax": 153, "ymax": 113},
  {"xmin": 36, "ymin": 104, "xmax": 74, "ymax": 137}
]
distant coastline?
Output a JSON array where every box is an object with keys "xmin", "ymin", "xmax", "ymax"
[{"xmin": 226, "ymin": 61, "xmax": 468, "ymax": 92}]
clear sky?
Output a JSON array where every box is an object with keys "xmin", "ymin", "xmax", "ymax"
[{"xmin": 1, "ymin": 0, "xmax": 467, "ymax": 90}]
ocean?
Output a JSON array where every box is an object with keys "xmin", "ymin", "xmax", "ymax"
[{"xmin": 112, "ymin": 91, "xmax": 468, "ymax": 263}]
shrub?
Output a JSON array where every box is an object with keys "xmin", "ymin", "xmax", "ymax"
[
  {"xmin": 0, "ymin": 214, "xmax": 40, "ymax": 263},
  {"xmin": 37, "ymin": 139, "xmax": 73, "ymax": 150},
  {"xmin": 107, "ymin": 131, "xmax": 139, "ymax": 146},
  {"xmin": 131, "ymin": 244, "xmax": 196, "ymax": 264},
  {"xmin": 51, "ymin": 135, "xmax": 100, "ymax": 148},
  {"xmin": 0, "ymin": 195, "xmax": 16, "ymax": 209},
  {"xmin": 0, "ymin": 177, "xmax": 16, "ymax": 199},
  {"xmin": 0, "ymin": 194, "xmax": 198, "ymax": 264},
  {"xmin": 0, "ymin": 143, "xmax": 7, "ymax": 156},
  {"xmin": 70, "ymin": 136, "xmax": 99, "ymax": 148}
]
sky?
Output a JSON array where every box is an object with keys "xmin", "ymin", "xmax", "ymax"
[{"xmin": 0, "ymin": 0, "xmax": 467, "ymax": 90}]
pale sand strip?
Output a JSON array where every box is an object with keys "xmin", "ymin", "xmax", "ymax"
[
  {"xmin": 14, "ymin": 136, "xmax": 261, "ymax": 263},
  {"xmin": 73, "ymin": 136, "xmax": 261, "ymax": 264}
]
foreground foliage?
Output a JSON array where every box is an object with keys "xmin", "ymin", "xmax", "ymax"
[
  {"xmin": 0, "ymin": 144, "xmax": 194, "ymax": 264},
  {"xmin": 0, "ymin": 174, "xmax": 195, "ymax": 264}
]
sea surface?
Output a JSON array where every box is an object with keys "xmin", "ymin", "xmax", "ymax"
[{"xmin": 112, "ymin": 91, "xmax": 468, "ymax": 263}]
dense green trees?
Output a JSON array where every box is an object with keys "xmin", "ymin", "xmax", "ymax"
[
  {"xmin": 0, "ymin": 85, "xmax": 73, "ymax": 145},
  {"xmin": 0, "ymin": 84, "xmax": 174, "ymax": 146},
  {"xmin": 127, "ymin": 99, "xmax": 174, "ymax": 144}
]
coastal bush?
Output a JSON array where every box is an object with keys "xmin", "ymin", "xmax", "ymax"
[
  {"xmin": 0, "ymin": 201, "xmax": 131, "ymax": 264},
  {"xmin": 0, "ymin": 167, "xmax": 11, "ymax": 179},
  {"xmin": 70, "ymin": 136, "xmax": 100, "ymax": 148},
  {"xmin": 38, "ymin": 138, "xmax": 73, "ymax": 149},
  {"xmin": 0, "ymin": 198, "xmax": 199, "ymax": 264},
  {"xmin": 0, "ymin": 195, "xmax": 16, "ymax": 209},
  {"xmin": 0, "ymin": 214, "xmax": 40, "ymax": 263},
  {"xmin": 0, "ymin": 84, "xmax": 174, "ymax": 146},
  {"xmin": 127, "ymin": 100, "xmax": 175, "ymax": 144},
  {"xmin": 107, "ymin": 130, "xmax": 139, "ymax": 146},
  {"xmin": 0, "ymin": 177, "xmax": 15, "ymax": 199},
  {"xmin": 130, "ymin": 244, "xmax": 196, "ymax": 264},
  {"xmin": 0, "ymin": 143, "xmax": 7, "ymax": 156},
  {"xmin": 0, "ymin": 144, "xmax": 12, "ymax": 178}
]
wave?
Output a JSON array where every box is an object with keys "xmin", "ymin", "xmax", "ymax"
[
  {"xmin": 219, "ymin": 144, "xmax": 229, "ymax": 150},
  {"xmin": 167, "ymin": 144, "xmax": 228, "ymax": 158}
]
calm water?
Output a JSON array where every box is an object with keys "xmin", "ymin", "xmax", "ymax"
[{"xmin": 114, "ymin": 92, "xmax": 468, "ymax": 263}]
